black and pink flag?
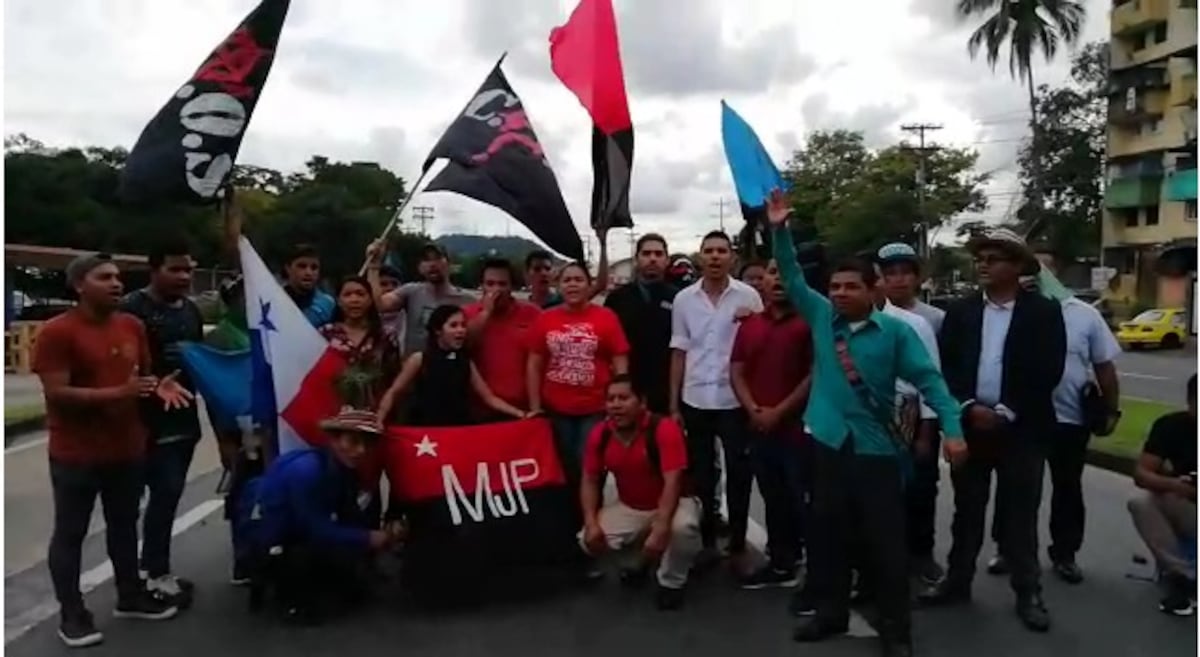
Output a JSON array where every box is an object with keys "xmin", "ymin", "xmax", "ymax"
[{"xmin": 119, "ymin": 0, "xmax": 290, "ymax": 205}]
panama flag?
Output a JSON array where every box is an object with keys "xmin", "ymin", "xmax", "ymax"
[{"xmin": 240, "ymin": 236, "xmax": 342, "ymax": 453}]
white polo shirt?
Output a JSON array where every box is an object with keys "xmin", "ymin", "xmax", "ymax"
[
  {"xmin": 669, "ymin": 277, "xmax": 763, "ymax": 410},
  {"xmin": 1053, "ymin": 297, "xmax": 1121, "ymax": 426}
]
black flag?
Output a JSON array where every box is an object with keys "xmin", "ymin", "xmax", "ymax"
[
  {"xmin": 423, "ymin": 59, "xmax": 583, "ymax": 261},
  {"xmin": 119, "ymin": 0, "xmax": 290, "ymax": 206}
]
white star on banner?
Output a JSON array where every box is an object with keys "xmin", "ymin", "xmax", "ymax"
[{"xmin": 414, "ymin": 435, "xmax": 438, "ymax": 457}]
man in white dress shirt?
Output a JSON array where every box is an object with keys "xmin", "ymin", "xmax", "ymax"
[{"xmin": 669, "ymin": 230, "xmax": 764, "ymax": 560}]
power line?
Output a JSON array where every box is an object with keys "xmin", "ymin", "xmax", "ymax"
[
  {"xmin": 411, "ymin": 206, "xmax": 434, "ymax": 235},
  {"xmin": 711, "ymin": 197, "xmax": 733, "ymax": 232}
]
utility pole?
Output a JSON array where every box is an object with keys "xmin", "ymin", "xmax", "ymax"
[
  {"xmin": 411, "ymin": 206, "xmax": 435, "ymax": 235},
  {"xmin": 900, "ymin": 123, "xmax": 942, "ymax": 260},
  {"xmin": 711, "ymin": 198, "xmax": 731, "ymax": 232}
]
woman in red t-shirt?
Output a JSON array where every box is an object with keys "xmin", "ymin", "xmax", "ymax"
[{"xmin": 527, "ymin": 261, "xmax": 630, "ymax": 486}]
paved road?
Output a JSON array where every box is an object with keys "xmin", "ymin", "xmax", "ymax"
[
  {"xmin": 1114, "ymin": 344, "xmax": 1196, "ymax": 405},
  {"xmin": 5, "ymin": 374, "xmax": 44, "ymax": 410},
  {"xmin": 5, "ymin": 448, "xmax": 1195, "ymax": 656}
]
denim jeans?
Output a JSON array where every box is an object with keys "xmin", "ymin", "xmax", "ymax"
[
  {"xmin": 49, "ymin": 460, "xmax": 144, "ymax": 613},
  {"xmin": 550, "ymin": 413, "xmax": 604, "ymax": 530},
  {"xmin": 141, "ymin": 439, "xmax": 198, "ymax": 578}
]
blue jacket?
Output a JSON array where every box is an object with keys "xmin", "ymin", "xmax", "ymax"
[{"xmin": 249, "ymin": 448, "xmax": 369, "ymax": 551}]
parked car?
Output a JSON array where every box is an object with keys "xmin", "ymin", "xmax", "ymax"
[
  {"xmin": 1071, "ymin": 290, "xmax": 1116, "ymax": 328},
  {"xmin": 1116, "ymin": 307, "xmax": 1189, "ymax": 350}
]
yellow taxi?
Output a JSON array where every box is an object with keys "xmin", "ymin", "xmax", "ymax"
[{"xmin": 1116, "ymin": 307, "xmax": 1189, "ymax": 350}]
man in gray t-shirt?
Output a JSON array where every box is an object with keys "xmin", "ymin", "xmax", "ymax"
[
  {"xmin": 876, "ymin": 242, "xmax": 945, "ymax": 335},
  {"xmin": 366, "ymin": 241, "xmax": 474, "ymax": 355}
]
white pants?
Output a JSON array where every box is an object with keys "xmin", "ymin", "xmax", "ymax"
[{"xmin": 580, "ymin": 497, "xmax": 703, "ymax": 589}]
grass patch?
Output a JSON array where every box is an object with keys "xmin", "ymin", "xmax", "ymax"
[
  {"xmin": 1090, "ymin": 399, "xmax": 1182, "ymax": 462},
  {"xmin": 4, "ymin": 402, "xmax": 45, "ymax": 426}
]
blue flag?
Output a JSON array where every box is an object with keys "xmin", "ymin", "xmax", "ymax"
[
  {"xmin": 179, "ymin": 342, "xmax": 251, "ymax": 432},
  {"xmin": 721, "ymin": 100, "xmax": 787, "ymax": 222}
]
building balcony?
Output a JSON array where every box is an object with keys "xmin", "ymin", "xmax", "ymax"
[
  {"xmin": 1168, "ymin": 56, "xmax": 1199, "ymax": 106},
  {"xmin": 1109, "ymin": 91, "xmax": 1169, "ymax": 125},
  {"xmin": 1113, "ymin": 0, "xmax": 1170, "ymax": 37},
  {"xmin": 1106, "ymin": 176, "xmax": 1164, "ymax": 208},
  {"xmin": 1109, "ymin": 64, "xmax": 1170, "ymax": 95},
  {"xmin": 1166, "ymin": 168, "xmax": 1198, "ymax": 200},
  {"xmin": 1112, "ymin": 13, "xmax": 1199, "ymax": 70}
]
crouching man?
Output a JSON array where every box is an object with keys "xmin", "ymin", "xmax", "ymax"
[
  {"xmin": 1129, "ymin": 374, "xmax": 1197, "ymax": 616},
  {"xmin": 580, "ymin": 375, "xmax": 702, "ymax": 611},
  {"xmin": 238, "ymin": 409, "xmax": 396, "ymax": 624}
]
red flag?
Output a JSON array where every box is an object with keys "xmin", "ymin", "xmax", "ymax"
[
  {"xmin": 384, "ymin": 418, "xmax": 566, "ymax": 504},
  {"xmin": 549, "ymin": 0, "xmax": 635, "ymax": 230}
]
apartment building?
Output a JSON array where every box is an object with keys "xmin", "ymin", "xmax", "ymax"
[{"xmin": 1103, "ymin": 0, "xmax": 1197, "ymax": 312}]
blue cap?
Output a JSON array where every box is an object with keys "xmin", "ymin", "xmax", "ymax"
[{"xmin": 876, "ymin": 242, "xmax": 919, "ymax": 263}]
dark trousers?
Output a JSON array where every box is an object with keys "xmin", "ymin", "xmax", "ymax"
[
  {"xmin": 253, "ymin": 542, "xmax": 368, "ymax": 617},
  {"xmin": 906, "ymin": 421, "xmax": 942, "ymax": 558},
  {"xmin": 990, "ymin": 423, "xmax": 1090, "ymax": 563},
  {"xmin": 752, "ymin": 429, "xmax": 810, "ymax": 568},
  {"xmin": 141, "ymin": 439, "xmax": 198, "ymax": 578},
  {"xmin": 809, "ymin": 439, "xmax": 910, "ymax": 638},
  {"xmin": 681, "ymin": 405, "xmax": 752, "ymax": 551},
  {"xmin": 948, "ymin": 426, "xmax": 1046, "ymax": 596},
  {"xmin": 49, "ymin": 460, "xmax": 144, "ymax": 614}
]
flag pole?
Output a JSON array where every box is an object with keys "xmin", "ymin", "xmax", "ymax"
[{"xmin": 359, "ymin": 167, "xmax": 431, "ymax": 274}]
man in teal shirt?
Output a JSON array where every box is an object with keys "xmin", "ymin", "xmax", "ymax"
[{"xmin": 765, "ymin": 191, "xmax": 966, "ymax": 657}]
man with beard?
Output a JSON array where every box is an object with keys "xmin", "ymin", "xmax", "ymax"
[
  {"xmin": 464, "ymin": 258, "xmax": 542, "ymax": 416},
  {"xmin": 34, "ymin": 254, "xmax": 193, "ymax": 648},
  {"xmin": 120, "ymin": 241, "xmax": 205, "ymax": 607},
  {"xmin": 281, "ymin": 244, "xmax": 335, "ymax": 328},
  {"xmin": 920, "ymin": 229, "xmax": 1066, "ymax": 634},
  {"xmin": 366, "ymin": 241, "xmax": 474, "ymax": 356},
  {"xmin": 730, "ymin": 259, "xmax": 813, "ymax": 588},
  {"xmin": 604, "ymin": 233, "xmax": 678, "ymax": 414},
  {"xmin": 764, "ymin": 190, "xmax": 965, "ymax": 657}
]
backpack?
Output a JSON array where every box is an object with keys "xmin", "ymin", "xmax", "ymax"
[{"xmin": 595, "ymin": 414, "xmax": 665, "ymax": 478}]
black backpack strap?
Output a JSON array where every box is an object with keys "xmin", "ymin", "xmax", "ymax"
[
  {"xmin": 595, "ymin": 424, "xmax": 613, "ymax": 477},
  {"xmin": 645, "ymin": 414, "xmax": 663, "ymax": 477}
]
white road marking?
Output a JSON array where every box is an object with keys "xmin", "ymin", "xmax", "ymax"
[
  {"xmin": 5, "ymin": 434, "xmax": 48, "ymax": 456},
  {"xmin": 1120, "ymin": 372, "xmax": 1170, "ymax": 381},
  {"xmin": 4, "ymin": 498, "xmax": 224, "ymax": 645}
]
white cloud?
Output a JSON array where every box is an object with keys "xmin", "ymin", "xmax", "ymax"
[{"xmin": 4, "ymin": 0, "xmax": 1113, "ymax": 261}]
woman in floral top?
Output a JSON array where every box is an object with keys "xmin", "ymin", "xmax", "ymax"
[{"xmin": 318, "ymin": 276, "xmax": 400, "ymax": 528}]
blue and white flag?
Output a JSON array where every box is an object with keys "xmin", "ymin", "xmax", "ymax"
[{"xmin": 721, "ymin": 100, "xmax": 788, "ymax": 225}]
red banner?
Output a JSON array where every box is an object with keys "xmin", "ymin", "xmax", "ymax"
[{"xmin": 383, "ymin": 418, "xmax": 566, "ymax": 504}]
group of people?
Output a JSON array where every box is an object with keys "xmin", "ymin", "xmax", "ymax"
[{"xmin": 32, "ymin": 188, "xmax": 1196, "ymax": 656}]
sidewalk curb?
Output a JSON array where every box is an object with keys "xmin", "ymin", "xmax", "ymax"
[
  {"xmin": 4, "ymin": 414, "xmax": 46, "ymax": 446},
  {"xmin": 1085, "ymin": 448, "xmax": 1135, "ymax": 477}
]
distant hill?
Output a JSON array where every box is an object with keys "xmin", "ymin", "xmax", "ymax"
[{"xmin": 434, "ymin": 234, "xmax": 550, "ymax": 260}]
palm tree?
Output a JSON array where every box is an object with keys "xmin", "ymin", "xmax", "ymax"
[{"xmin": 957, "ymin": 0, "xmax": 1087, "ymax": 237}]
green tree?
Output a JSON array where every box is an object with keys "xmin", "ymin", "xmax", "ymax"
[
  {"xmin": 782, "ymin": 130, "xmax": 989, "ymax": 257},
  {"xmin": 1014, "ymin": 41, "xmax": 1107, "ymax": 262},
  {"xmin": 956, "ymin": 0, "xmax": 1087, "ymax": 235}
]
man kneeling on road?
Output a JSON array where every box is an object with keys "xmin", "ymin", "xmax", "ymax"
[
  {"xmin": 239, "ymin": 409, "xmax": 397, "ymax": 625},
  {"xmin": 580, "ymin": 375, "xmax": 701, "ymax": 611},
  {"xmin": 1129, "ymin": 374, "xmax": 1197, "ymax": 616}
]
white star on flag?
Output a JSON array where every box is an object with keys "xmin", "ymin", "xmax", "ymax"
[{"xmin": 415, "ymin": 435, "xmax": 438, "ymax": 457}]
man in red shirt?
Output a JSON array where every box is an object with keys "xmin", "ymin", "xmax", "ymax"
[
  {"xmin": 580, "ymin": 375, "xmax": 700, "ymax": 611},
  {"xmin": 463, "ymin": 258, "xmax": 541, "ymax": 417},
  {"xmin": 730, "ymin": 258, "xmax": 814, "ymax": 590},
  {"xmin": 33, "ymin": 254, "xmax": 193, "ymax": 648}
]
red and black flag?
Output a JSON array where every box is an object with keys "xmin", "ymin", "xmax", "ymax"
[
  {"xmin": 382, "ymin": 418, "xmax": 577, "ymax": 598},
  {"xmin": 423, "ymin": 58, "xmax": 583, "ymax": 261},
  {"xmin": 550, "ymin": 0, "xmax": 635, "ymax": 230},
  {"xmin": 119, "ymin": 0, "xmax": 290, "ymax": 206}
]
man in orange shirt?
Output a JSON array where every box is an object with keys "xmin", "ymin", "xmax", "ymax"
[
  {"xmin": 463, "ymin": 258, "xmax": 542, "ymax": 417},
  {"xmin": 33, "ymin": 254, "xmax": 192, "ymax": 648},
  {"xmin": 580, "ymin": 375, "xmax": 700, "ymax": 611}
]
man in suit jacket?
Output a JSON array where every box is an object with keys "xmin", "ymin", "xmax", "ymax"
[{"xmin": 919, "ymin": 229, "xmax": 1066, "ymax": 634}]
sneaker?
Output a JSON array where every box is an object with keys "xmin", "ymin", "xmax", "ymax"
[
  {"xmin": 655, "ymin": 585, "xmax": 685, "ymax": 611},
  {"xmin": 147, "ymin": 575, "xmax": 195, "ymax": 608},
  {"xmin": 741, "ymin": 566, "xmax": 799, "ymax": 590},
  {"xmin": 113, "ymin": 591, "xmax": 179, "ymax": 621},
  {"xmin": 57, "ymin": 610, "xmax": 103, "ymax": 649},
  {"xmin": 1160, "ymin": 577, "xmax": 1197, "ymax": 617},
  {"xmin": 986, "ymin": 554, "xmax": 1008, "ymax": 575},
  {"xmin": 912, "ymin": 555, "xmax": 945, "ymax": 585},
  {"xmin": 1051, "ymin": 560, "xmax": 1084, "ymax": 585},
  {"xmin": 231, "ymin": 561, "xmax": 252, "ymax": 587},
  {"xmin": 789, "ymin": 588, "xmax": 817, "ymax": 617}
]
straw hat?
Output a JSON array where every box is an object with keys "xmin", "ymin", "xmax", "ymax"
[
  {"xmin": 318, "ymin": 407, "xmax": 383, "ymax": 438},
  {"xmin": 966, "ymin": 228, "xmax": 1037, "ymax": 269}
]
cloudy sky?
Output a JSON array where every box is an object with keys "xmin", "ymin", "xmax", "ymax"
[{"xmin": 5, "ymin": 0, "xmax": 1110, "ymax": 262}]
